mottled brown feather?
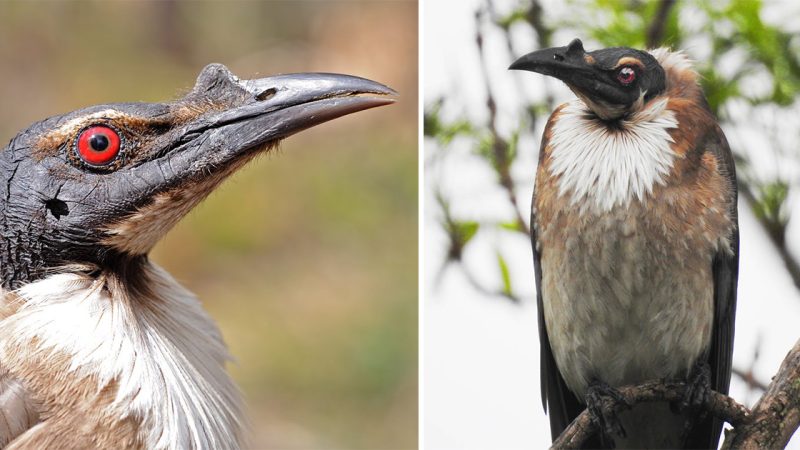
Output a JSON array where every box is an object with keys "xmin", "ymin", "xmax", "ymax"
[{"xmin": 3, "ymin": 337, "xmax": 143, "ymax": 450}]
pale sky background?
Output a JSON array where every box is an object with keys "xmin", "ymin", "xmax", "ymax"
[{"xmin": 422, "ymin": 1, "xmax": 800, "ymax": 449}]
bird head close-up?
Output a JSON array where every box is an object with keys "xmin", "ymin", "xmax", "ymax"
[
  {"xmin": 0, "ymin": 63, "xmax": 394, "ymax": 449},
  {"xmin": 510, "ymin": 38, "xmax": 667, "ymax": 120},
  {"xmin": 0, "ymin": 63, "xmax": 394, "ymax": 288}
]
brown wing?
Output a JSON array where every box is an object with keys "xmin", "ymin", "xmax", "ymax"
[{"xmin": 686, "ymin": 125, "xmax": 739, "ymax": 449}]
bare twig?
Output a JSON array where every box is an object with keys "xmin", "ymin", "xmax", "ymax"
[
  {"xmin": 732, "ymin": 367, "xmax": 769, "ymax": 392},
  {"xmin": 460, "ymin": 263, "xmax": 522, "ymax": 303},
  {"xmin": 475, "ymin": 7, "xmax": 531, "ymax": 236},
  {"xmin": 552, "ymin": 380, "xmax": 751, "ymax": 449},
  {"xmin": 733, "ymin": 337, "xmax": 769, "ymax": 395},
  {"xmin": 434, "ymin": 188, "xmax": 526, "ymax": 303}
]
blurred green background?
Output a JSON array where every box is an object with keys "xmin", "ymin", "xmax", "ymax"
[{"xmin": 0, "ymin": 1, "xmax": 418, "ymax": 448}]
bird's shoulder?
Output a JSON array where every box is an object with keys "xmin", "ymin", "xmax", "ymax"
[{"xmin": 661, "ymin": 100, "xmax": 737, "ymax": 240}]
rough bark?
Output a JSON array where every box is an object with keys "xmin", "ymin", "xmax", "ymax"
[
  {"xmin": 553, "ymin": 340, "xmax": 800, "ymax": 449},
  {"xmin": 551, "ymin": 380, "xmax": 750, "ymax": 449},
  {"xmin": 722, "ymin": 339, "xmax": 800, "ymax": 449}
]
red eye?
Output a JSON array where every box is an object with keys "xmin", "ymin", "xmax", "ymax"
[
  {"xmin": 616, "ymin": 67, "xmax": 636, "ymax": 85},
  {"xmin": 76, "ymin": 126, "xmax": 121, "ymax": 166}
]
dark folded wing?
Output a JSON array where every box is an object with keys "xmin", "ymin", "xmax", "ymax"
[{"xmin": 686, "ymin": 126, "xmax": 739, "ymax": 449}]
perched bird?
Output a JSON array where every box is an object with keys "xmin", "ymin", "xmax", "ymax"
[
  {"xmin": 0, "ymin": 64, "xmax": 393, "ymax": 449},
  {"xmin": 510, "ymin": 39, "xmax": 738, "ymax": 448}
]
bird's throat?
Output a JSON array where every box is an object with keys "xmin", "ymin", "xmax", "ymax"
[
  {"xmin": 547, "ymin": 97, "xmax": 678, "ymax": 213},
  {"xmin": 0, "ymin": 263, "xmax": 243, "ymax": 449}
]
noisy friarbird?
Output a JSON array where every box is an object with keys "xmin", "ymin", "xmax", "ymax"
[
  {"xmin": 510, "ymin": 39, "xmax": 738, "ymax": 448},
  {"xmin": 0, "ymin": 64, "xmax": 393, "ymax": 449}
]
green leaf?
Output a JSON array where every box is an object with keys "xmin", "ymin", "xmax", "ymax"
[
  {"xmin": 497, "ymin": 252, "xmax": 512, "ymax": 296},
  {"xmin": 499, "ymin": 221, "xmax": 525, "ymax": 234},
  {"xmin": 702, "ymin": 0, "xmax": 800, "ymax": 106},
  {"xmin": 424, "ymin": 102, "xmax": 475, "ymax": 145},
  {"xmin": 496, "ymin": 7, "xmax": 530, "ymax": 30},
  {"xmin": 455, "ymin": 221, "xmax": 480, "ymax": 246},
  {"xmin": 752, "ymin": 180, "xmax": 789, "ymax": 226},
  {"xmin": 529, "ymin": 103, "xmax": 551, "ymax": 118},
  {"xmin": 586, "ymin": 0, "xmax": 648, "ymax": 48},
  {"xmin": 698, "ymin": 67, "xmax": 740, "ymax": 115},
  {"xmin": 438, "ymin": 120, "xmax": 474, "ymax": 145},
  {"xmin": 507, "ymin": 129, "xmax": 520, "ymax": 162},
  {"xmin": 423, "ymin": 106, "xmax": 441, "ymax": 138},
  {"xmin": 475, "ymin": 133, "xmax": 493, "ymax": 160}
]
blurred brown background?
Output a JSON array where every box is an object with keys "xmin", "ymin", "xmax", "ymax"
[{"xmin": 0, "ymin": 1, "xmax": 418, "ymax": 448}]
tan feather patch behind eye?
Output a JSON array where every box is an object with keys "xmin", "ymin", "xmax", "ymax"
[
  {"xmin": 31, "ymin": 104, "xmax": 215, "ymax": 162},
  {"xmin": 33, "ymin": 110, "xmax": 132, "ymax": 161},
  {"xmin": 614, "ymin": 57, "xmax": 645, "ymax": 70}
]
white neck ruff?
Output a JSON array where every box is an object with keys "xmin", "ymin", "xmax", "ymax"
[
  {"xmin": 548, "ymin": 97, "xmax": 679, "ymax": 213},
  {"xmin": 4, "ymin": 264, "xmax": 242, "ymax": 449}
]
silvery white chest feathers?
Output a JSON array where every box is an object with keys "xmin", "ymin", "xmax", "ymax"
[{"xmin": 0, "ymin": 64, "xmax": 393, "ymax": 449}]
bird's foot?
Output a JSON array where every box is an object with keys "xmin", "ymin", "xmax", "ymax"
[
  {"xmin": 675, "ymin": 361, "xmax": 712, "ymax": 443},
  {"xmin": 586, "ymin": 379, "xmax": 630, "ymax": 442},
  {"xmin": 681, "ymin": 360, "xmax": 712, "ymax": 412}
]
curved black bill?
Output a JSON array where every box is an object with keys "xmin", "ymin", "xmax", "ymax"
[
  {"xmin": 509, "ymin": 38, "xmax": 589, "ymax": 80},
  {"xmin": 175, "ymin": 65, "xmax": 397, "ymax": 154}
]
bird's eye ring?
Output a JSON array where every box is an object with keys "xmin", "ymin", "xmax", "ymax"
[
  {"xmin": 616, "ymin": 66, "xmax": 636, "ymax": 86},
  {"xmin": 75, "ymin": 125, "xmax": 122, "ymax": 167}
]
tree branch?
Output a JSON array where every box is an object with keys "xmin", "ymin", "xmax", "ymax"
[
  {"xmin": 551, "ymin": 380, "xmax": 750, "ymax": 449},
  {"xmin": 551, "ymin": 339, "xmax": 800, "ymax": 449},
  {"xmin": 722, "ymin": 338, "xmax": 800, "ymax": 449}
]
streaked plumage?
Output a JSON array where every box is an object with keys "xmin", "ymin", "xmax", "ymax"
[{"xmin": 511, "ymin": 40, "xmax": 738, "ymax": 448}]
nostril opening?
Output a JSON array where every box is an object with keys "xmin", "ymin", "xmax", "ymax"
[
  {"xmin": 256, "ymin": 88, "xmax": 277, "ymax": 101},
  {"xmin": 45, "ymin": 198, "xmax": 69, "ymax": 220}
]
